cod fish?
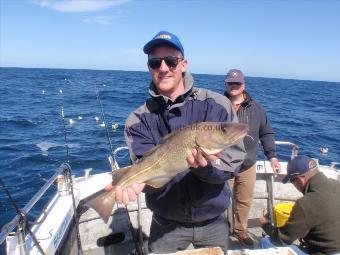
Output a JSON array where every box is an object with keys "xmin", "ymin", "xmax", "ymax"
[{"xmin": 87, "ymin": 122, "xmax": 247, "ymax": 222}]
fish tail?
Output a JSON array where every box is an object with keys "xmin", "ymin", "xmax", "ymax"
[
  {"xmin": 86, "ymin": 166, "xmax": 134, "ymax": 223},
  {"xmin": 87, "ymin": 188, "xmax": 116, "ymax": 223}
]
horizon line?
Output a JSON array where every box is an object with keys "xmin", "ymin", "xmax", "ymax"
[{"xmin": 1, "ymin": 65, "xmax": 339, "ymax": 84}]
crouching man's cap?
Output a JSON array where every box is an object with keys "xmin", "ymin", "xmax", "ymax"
[{"xmin": 282, "ymin": 155, "xmax": 318, "ymax": 183}]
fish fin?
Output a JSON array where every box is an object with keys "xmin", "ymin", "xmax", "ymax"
[
  {"xmin": 146, "ymin": 175, "xmax": 173, "ymax": 188},
  {"xmin": 161, "ymin": 131, "xmax": 177, "ymax": 142},
  {"xmin": 111, "ymin": 166, "xmax": 132, "ymax": 184},
  {"xmin": 200, "ymin": 147, "xmax": 222, "ymax": 155},
  {"xmin": 86, "ymin": 189, "xmax": 116, "ymax": 223},
  {"xmin": 160, "ymin": 127, "xmax": 185, "ymax": 143},
  {"xmin": 139, "ymin": 144, "xmax": 161, "ymax": 159}
]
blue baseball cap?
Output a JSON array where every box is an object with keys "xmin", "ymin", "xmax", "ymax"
[
  {"xmin": 282, "ymin": 155, "xmax": 318, "ymax": 183},
  {"xmin": 225, "ymin": 69, "xmax": 245, "ymax": 84},
  {"xmin": 143, "ymin": 31, "xmax": 184, "ymax": 56}
]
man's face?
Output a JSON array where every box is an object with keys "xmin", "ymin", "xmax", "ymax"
[
  {"xmin": 226, "ymin": 82, "xmax": 245, "ymax": 97},
  {"xmin": 148, "ymin": 46, "xmax": 187, "ymax": 98},
  {"xmin": 291, "ymin": 177, "xmax": 305, "ymax": 193}
]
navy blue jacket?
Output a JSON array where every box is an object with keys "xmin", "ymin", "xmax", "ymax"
[{"xmin": 125, "ymin": 73, "xmax": 245, "ymax": 223}]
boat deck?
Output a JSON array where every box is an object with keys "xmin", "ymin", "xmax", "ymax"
[
  {"xmin": 4, "ymin": 159, "xmax": 338, "ymax": 255},
  {"xmin": 78, "ymin": 205, "xmax": 265, "ymax": 255},
  {"xmin": 76, "ymin": 173, "xmax": 300, "ymax": 255}
]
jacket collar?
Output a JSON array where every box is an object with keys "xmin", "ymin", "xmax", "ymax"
[
  {"xmin": 303, "ymin": 172, "xmax": 327, "ymax": 194},
  {"xmin": 224, "ymin": 90, "xmax": 253, "ymax": 108}
]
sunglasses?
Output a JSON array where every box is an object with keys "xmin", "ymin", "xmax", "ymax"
[
  {"xmin": 226, "ymin": 82, "xmax": 242, "ymax": 86},
  {"xmin": 148, "ymin": 56, "xmax": 183, "ymax": 70}
]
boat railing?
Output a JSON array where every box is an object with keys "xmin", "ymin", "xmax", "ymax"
[
  {"xmin": 330, "ymin": 162, "xmax": 340, "ymax": 171},
  {"xmin": 112, "ymin": 146, "xmax": 129, "ymax": 170},
  {"xmin": 274, "ymin": 141, "xmax": 299, "ymax": 159},
  {"xmin": 111, "ymin": 142, "xmax": 299, "ymax": 170},
  {"xmin": 0, "ymin": 163, "xmax": 72, "ymax": 245}
]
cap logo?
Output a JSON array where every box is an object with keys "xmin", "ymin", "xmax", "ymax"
[
  {"xmin": 155, "ymin": 34, "xmax": 171, "ymax": 40},
  {"xmin": 309, "ymin": 160, "xmax": 317, "ymax": 170},
  {"xmin": 232, "ymin": 71, "xmax": 238, "ymax": 77}
]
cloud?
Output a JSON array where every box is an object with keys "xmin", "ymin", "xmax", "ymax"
[
  {"xmin": 82, "ymin": 15, "xmax": 112, "ymax": 25},
  {"xmin": 34, "ymin": 0, "xmax": 130, "ymax": 13}
]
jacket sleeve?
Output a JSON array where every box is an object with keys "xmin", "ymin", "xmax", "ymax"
[
  {"xmin": 190, "ymin": 164, "xmax": 235, "ymax": 184},
  {"xmin": 125, "ymin": 116, "xmax": 167, "ymax": 194},
  {"xmin": 258, "ymin": 103, "xmax": 277, "ymax": 160},
  {"xmin": 263, "ymin": 202, "xmax": 310, "ymax": 245},
  {"xmin": 191, "ymin": 94, "xmax": 246, "ymax": 183},
  {"xmin": 125, "ymin": 118, "xmax": 155, "ymax": 162}
]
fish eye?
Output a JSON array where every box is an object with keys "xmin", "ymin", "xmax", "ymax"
[{"xmin": 221, "ymin": 127, "xmax": 227, "ymax": 133}]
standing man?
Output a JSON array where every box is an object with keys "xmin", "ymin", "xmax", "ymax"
[
  {"xmin": 259, "ymin": 155, "xmax": 340, "ymax": 255},
  {"xmin": 118, "ymin": 31, "xmax": 245, "ymax": 253},
  {"xmin": 224, "ymin": 69, "xmax": 280, "ymax": 246}
]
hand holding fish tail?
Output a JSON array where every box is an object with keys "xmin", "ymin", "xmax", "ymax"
[
  {"xmin": 105, "ymin": 183, "xmax": 145, "ymax": 206},
  {"xmin": 187, "ymin": 148, "xmax": 222, "ymax": 168}
]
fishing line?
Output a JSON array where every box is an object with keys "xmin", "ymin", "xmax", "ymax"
[
  {"xmin": 94, "ymin": 84, "xmax": 118, "ymax": 171},
  {"xmin": 59, "ymin": 89, "xmax": 69, "ymax": 161},
  {"xmin": 59, "ymin": 84, "xmax": 83, "ymax": 255},
  {"xmin": 0, "ymin": 179, "xmax": 23, "ymax": 220}
]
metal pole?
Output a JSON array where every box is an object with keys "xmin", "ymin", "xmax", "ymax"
[
  {"xmin": 137, "ymin": 194, "xmax": 144, "ymax": 250},
  {"xmin": 64, "ymin": 165, "xmax": 83, "ymax": 255},
  {"xmin": 17, "ymin": 223, "xmax": 27, "ymax": 255}
]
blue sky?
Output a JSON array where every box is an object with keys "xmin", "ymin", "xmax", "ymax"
[{"xmin": 1, "ymin": 0, "xmax": 340, "ymax": 82}]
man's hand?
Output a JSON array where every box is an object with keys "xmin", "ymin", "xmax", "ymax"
[
  {"xmin": 270, "ymin": 157, "xmax": 281, "ymax": 174},
  {"xmin": 105, "ymin": 182, "xmax": 145, "ymax": 206},
  {"xmin": 260, "ymin": 210, "xmax": 270, "ymax": 226},
  {"xmin": 187, "ymin": 148, "xmax": 222, "ymax": 168}
]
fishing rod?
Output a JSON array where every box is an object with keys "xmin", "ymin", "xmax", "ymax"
[
  {"xmin": 59, "ymin": 86, "xmax": 83, "ymax": 255},
  {"xmin": 94, "ymin": 84, "xmax": 146, "ymax": 255},
  {"xmin": 95, "ymin": 84, "xmax": 119, "ymax": 172},
  {"xmin": 0, "ymin": 178, "xmax": 46, "ymax": 254}
]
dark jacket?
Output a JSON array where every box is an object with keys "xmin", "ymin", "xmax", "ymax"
[
  {"xmin": 263, "ymin": 172, "xmax": 340, "ymax": 255},
  {"xmin": 125, "ymin": 73, "xmax": 246, "ymax": 223},
  {"xmin": 225, "ymin": 91, "xmax": 277, "ymax": 167}
]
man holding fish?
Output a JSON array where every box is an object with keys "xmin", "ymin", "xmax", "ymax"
[{"xmin": 103, "ymin": 31, "xmax": 246, "ymax": 253}]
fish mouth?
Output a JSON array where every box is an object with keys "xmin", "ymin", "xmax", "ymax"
[
  {"xmin": 220, "ymin": 123, "xmax": 248, "ymax": 145},
  {"xmin": 220, "ymin": 122, "xmax": 247, "ymax": 131},
  {"xmin": 194, "ymin": 122, "xmax": 248, "ymax": 156},
  {"xmin": 198, "ymin": 123, "xmax": 248, "ymax": 152}
]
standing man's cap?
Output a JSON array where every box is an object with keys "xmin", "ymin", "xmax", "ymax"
[
  {"xmin": 282, "ymin": 155, "xmax": 318, "ymax": 183},
  {"xmin": 225, "ymin": 69, "xmax": 245, "ymax": 84},
  {"xmin": 143, "ymin": 31, "xmax": 184, "ymax": 56}
]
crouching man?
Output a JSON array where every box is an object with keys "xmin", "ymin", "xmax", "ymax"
[{"xmin": 258, "ymin": 155, "xmax": 340, "ymax": 255}]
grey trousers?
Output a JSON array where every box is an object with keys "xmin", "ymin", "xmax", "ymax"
[{"xmin": 148, "ymin": 214, "xmax": 229, "ymax": 254}]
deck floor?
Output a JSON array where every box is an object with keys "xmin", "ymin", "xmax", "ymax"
[
  {"xmin": 77, "ymin": 174, "xmax": 302, "ymax": 254},
  {"xmin": 78, "ymin": 207, "xmax": 265, "ymax": 255}
]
